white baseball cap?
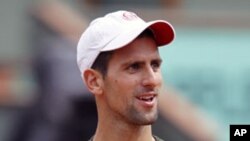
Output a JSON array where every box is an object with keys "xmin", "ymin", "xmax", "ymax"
[{"xmin": 77, "ymin": 10, "xmax": 175, "ymax": 75}]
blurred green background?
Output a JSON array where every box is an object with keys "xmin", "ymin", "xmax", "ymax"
[{"xmin": 160, "ymin": 28, "xmax": 250, "ymax": 141}]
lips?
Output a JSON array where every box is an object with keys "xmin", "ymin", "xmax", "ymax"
[
  {"xmin": 137, "ymin": 95, "xmax": 155, "ymax": 102},
  {"xmin": 136, "ymin": 93, "xmax": 157, "ymax": 107}
]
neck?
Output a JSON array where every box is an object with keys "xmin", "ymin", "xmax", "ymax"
[{"xmin": 93, "ymin": 115, "xmax": 154, "ymax": 141}]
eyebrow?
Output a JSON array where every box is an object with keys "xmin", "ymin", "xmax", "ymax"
[
  {"xmin": 121, "ymin": 57, "xmax": 162, "ymax": 68},
  {"xmin": 153, "ymin": 58, "xmax": 163, "ymax": 64}
]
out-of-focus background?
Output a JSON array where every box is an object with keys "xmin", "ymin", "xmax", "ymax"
[{"xmin": 0, "ymin": 0, "xmax": 250, "ymax": 141}]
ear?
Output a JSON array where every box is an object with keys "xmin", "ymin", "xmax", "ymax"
[{"xmin": 83, "ymin": 69, "xmax": 104, "ymax": 95}]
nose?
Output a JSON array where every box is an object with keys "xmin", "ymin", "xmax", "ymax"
[{"xmin": 141, "ymin": 66, "xmax": 162, "ymax": 88}]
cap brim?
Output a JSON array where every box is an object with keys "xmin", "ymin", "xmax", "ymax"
[{"xmin": 101, "ymin": 20, "xmax": 175, "ymax": 52}]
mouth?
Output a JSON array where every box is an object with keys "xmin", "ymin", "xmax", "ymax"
[
  {"xmin": 137, "ymin": 95, "xmax": 155, "ymax": 102},
  {"xmin": 136, "ymin": 93, "xmax": 157, "ymax": 107}
]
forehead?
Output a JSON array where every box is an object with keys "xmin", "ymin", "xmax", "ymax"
[{"xmin": 111, "ymin": 37, "xmax": 160, "ymax": 60}]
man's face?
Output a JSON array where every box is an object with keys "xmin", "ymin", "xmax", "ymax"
[{"xmin": 102, "ymin": 36, "xmax": 163, "ymax": 125}]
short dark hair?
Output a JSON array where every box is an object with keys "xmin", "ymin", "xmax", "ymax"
[
  {"xmin": 91, "ymin": 28, "xmax": 155, "ymax": 78},
  {"xmin": 137, "ymin": 28, "xmax": 155, "ymax": 39},
  {"xmin": 91, "ymin": 50, "xmax": 113, "ymax": 78}
]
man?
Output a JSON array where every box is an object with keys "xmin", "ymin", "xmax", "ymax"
[{"xmin": 77, "ymin": 10, "xmax": 175, "ymax": 141}]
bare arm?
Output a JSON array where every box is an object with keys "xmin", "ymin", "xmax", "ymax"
[
  {"xmin": 31, "ymin": 0, "xmax": 88, "ymax": 43},
  {"xmin": 158, "ymin": 86, "xmax": 218, "ymax": 141}
]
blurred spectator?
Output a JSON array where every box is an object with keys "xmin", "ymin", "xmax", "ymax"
[
  {"xmin": 11, "ymin": 1, "xmax": 97, "ymax": 141},
  {"xmin": 0, "ymin": 63, "xmax": 14, "ymax": 105}
]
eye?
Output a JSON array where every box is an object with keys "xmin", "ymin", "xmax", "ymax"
[
  {"xmin": 151, "ymin": 60, "xmax": 161, "ymax": 71},
  {"xmin": 127, "ymin": 63, "xmax": 141, "ymax": 73}
]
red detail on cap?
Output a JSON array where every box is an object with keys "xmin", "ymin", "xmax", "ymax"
[{"xmin": 122, "ymin": 12, "xmax": 138, "ymax": 21}]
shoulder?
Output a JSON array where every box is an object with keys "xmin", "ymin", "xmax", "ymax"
[
  {"xmin": 153, "ymin": 135, "xmax": 165, "ymax": 141},
  {"xmin": 88, "ymin": 136, "xmax": 93, "ymax": 141}
]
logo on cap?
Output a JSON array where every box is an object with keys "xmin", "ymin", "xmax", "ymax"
[{"xmin": 122, "ymin": 11, "xmax": 138, "ymax": 21}]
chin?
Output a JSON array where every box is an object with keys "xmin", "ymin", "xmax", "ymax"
[
  {"xmin": 126, "ymin": 104, "xmax": 159, "ymax": 125},
  {"xmin": 143, "ymin": 115, "xmax": 158, "ymax": 125},
  {"xmin": 131, "ymin": 112, "xmax": 158, "ymax": 125}
]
